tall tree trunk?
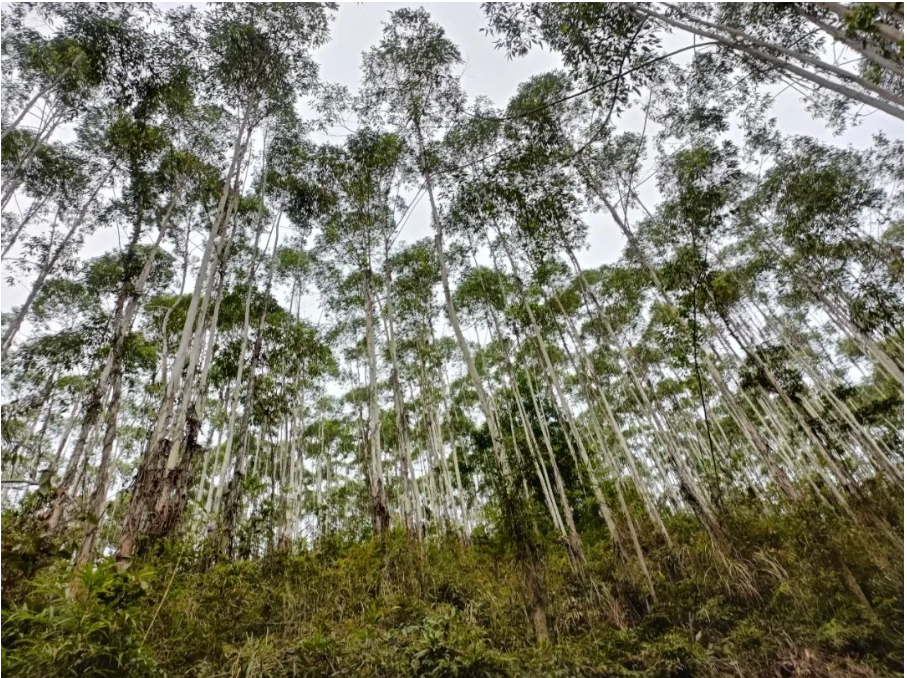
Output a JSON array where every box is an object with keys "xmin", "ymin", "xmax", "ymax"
[
  {"xmin": 668, "ymin": 4, "xmax": 903, "ymax": 104},
  {"xmin": 633, "ymin": 5, "xmax": 904, "ymax": 118},
  {"xmin": 382, "ymin": 241, "xmax": 419, "ymax": 537},
  {"xmin": 1, "ymin": 167, "xmax": 113, "ymax": 359},
  {"xmin": 2, "ymin": 195, "xmax": 49, "ymax": 258},
  {"xmin": 117, "ymin": 107, "xmax": 253, "ymax": 564},
  {"xmin": 362, "ymin": 265, "xmax": 390, "ymax": 535},
  {"xmin": 75, "ymin": 361, "xmax": 123, "ymax": 568},
  {"xmin": 221, "ymin": 216, "xmax": 281, "ymax": 554}
]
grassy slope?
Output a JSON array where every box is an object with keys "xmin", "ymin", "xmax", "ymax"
[{"xmin": 1, "ymin": 485, "xmax": 902, "ymax": 677}]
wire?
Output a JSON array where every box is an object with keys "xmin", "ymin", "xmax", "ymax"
[
  {"xmin": 460, "ymin": 41, "xmax": 720, "ymax": 124},
  {"xmin": 429, "ymin": 41, "xmax": 734, "ymax": 180},
  {"xmin": 390, "ymin": 185, "xmax": 425, "ymax": 248}
]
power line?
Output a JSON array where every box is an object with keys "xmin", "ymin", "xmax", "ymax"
[{"xmin": 460, "ymin": 41, "xmax": 720, "ymax": 124}]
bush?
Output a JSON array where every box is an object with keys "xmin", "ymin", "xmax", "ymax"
[
  {"xmin": 0, "ymin": 493, "xmax": 901, "ymax": 678},
  {"xmin": 2, "ymin": 561, "xmax": 161, "ymax": 678}
]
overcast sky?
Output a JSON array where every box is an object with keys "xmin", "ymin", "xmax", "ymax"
[{"xmin": 2, "ymin": 3, "xmax": 903, "ymax": 327}]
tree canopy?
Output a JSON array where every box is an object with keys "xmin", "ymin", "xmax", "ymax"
[{"xmin": 1, "ymin": 3, "xmax": 903, "ymax": 676}]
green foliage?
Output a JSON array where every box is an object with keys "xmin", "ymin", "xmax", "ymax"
[
  {"xmin": 2, "ymin": 494, "xmax": 902, "ymax": 677},
  {"xmin": 2, "ymin": 561, "xmax": 162, "ymax": 678},
  {"xmin": 1, "ymin": 4, "xmax": 903, "ymax": 678}
]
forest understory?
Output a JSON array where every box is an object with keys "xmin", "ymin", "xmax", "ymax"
[
  {"xmin": 1, "ymin": 480, "xmax": 905, "ymax": 677},
  {"xmin": 0, "ymin": 3, "xmax": 903, "ymax": 677}
]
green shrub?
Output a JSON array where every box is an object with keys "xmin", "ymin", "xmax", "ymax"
[
  {"xmin": 0, "ymin": 493, "xmax": 901, "ymax": 678},
  {"xmin": 2, "ymin": 561, "xmax": 161, "ymax": 678}
]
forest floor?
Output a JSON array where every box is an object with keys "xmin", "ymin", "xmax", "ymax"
[{"xmin": 1, "ymin": 485, "xmax": 903, "ymax": 678}]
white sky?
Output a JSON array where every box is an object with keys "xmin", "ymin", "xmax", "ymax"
[{"xmin": 2, "ymin": 2, "xmax": 903, "ymax": 331}]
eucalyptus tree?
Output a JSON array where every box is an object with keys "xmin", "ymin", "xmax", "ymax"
[
  {"xmin": 359, "ymin": 6, "xmax": 532, "ymax": 538},
  {"xmin": 317, "ymin": 265, "xmax": 385, "ymax": 523},
  {"xmin": 483, "ymin": 2, "xmax": 904, "ymax": 126},
  {"xmin": 4, "ymin": 20, "xmax": 183, "ymax": 355},
  {"xmin": 390, "ymin": 282, "xmax": 468, "ymax": 539},
  {"xmin": 1, "ymin": 3, "xmax": 147, "ymax": 140},
  {"xmin": 452, "ymin": 152, "xmax": 668, "ymax": 594},
  {"xmin": 117, "ymin": 2, "xmax": 336, "ymax": 563},
  {"xmin": 0, "ymin": 144, "xmax": 101, "ymax": 360},
  {"xmin": 314, "ymin": 130, "xmax": 404, "ymax": 536},
  {"xmin": 41, "ymin": 26, "xmax": 198, "ymax": 541},
  {"xmin": 374, "ymin": 173, "xmax": 425, "ymax": 540}
]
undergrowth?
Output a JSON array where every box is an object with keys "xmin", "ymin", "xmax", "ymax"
[{"xmin": 1, "ymin": 488, "xmax": 902, "ymax": 677}]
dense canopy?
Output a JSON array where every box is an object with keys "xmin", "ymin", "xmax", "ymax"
[{"xmin": 1, "ymin": 3, "xmax": 903, "ymax": 677}]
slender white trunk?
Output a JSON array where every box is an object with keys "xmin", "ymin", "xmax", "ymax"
[
  {"xmin": 363, "ymin": 265, "xmax": 389, "ymax": 534},
  {"xmin": 1, "ymin": 52, "xmax": 83, "ymax": 142},
  {"xmin": 1, "ymin": 167, "xmax": 113, "ymax": 359},
  {"xmin": 635, "ymin": 5, "xmax": 904, "ymax": 118},
  {"xmin": 142, "ymin": 107, "xmax": 252, "ymax": 476},
  {"xmin": 2, "ymin": 195, "xmax": 49, "ymax": 258}
]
